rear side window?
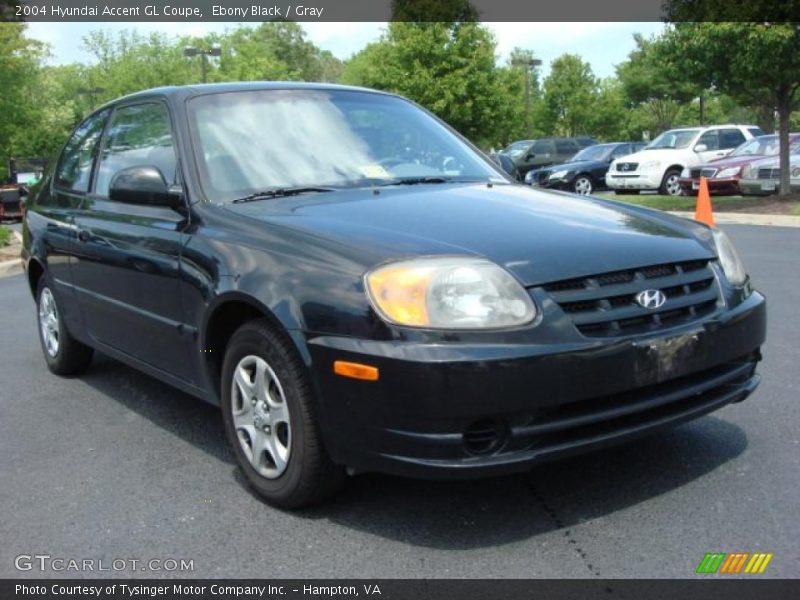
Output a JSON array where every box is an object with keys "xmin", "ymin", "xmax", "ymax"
[
  {"xmin": 720, "ymin": 128, "xmax": 746, "ymax": 150},
  {"xmin": 94, "ymin": 102, "xmax": 176, "ymax": 199},
  {"xmin": 55, "ymin": 110, "xmax": 109, "ymax": 193}
]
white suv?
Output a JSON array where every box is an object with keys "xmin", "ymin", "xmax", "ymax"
[{"xmin": 606, "ymin": 125, "xmax": 764, "ymax": 196}]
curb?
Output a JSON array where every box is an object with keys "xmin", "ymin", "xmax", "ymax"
[{"xmin": 669, "ymin": 211, "xmax": 800, "ymax": 228}]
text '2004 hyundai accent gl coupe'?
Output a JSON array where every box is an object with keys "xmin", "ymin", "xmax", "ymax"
[{"xmin": 22, "ymin": 83, "xmax": 766, "ymax": 507}]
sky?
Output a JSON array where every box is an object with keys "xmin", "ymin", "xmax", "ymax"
[{"xmin": 25, "ymin": 22, "xmax": 666, "ymax": 78}]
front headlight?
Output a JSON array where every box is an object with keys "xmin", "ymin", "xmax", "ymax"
[
  {"xmin": 716, "ymin": 166, "xmax": 741, "ymax": 178},
  {"xmin": 681, "ymin": 167, "xmax": 691, "ymax": 178},
  {"xmin": 524, "ymin": 170, "xmax": 535, "ymax": 183},
  {"xmin": 640, "ymin": 160, "xmax": 661, "ymax": 171},
  {"xmin": 365, "ymin": 257, "xmax": 536, "ymax": 329},
  {"xmin": 712, "ymin": 229, "xmax": 747, "ymax": 286},
  {"xmin": 549, "ymin": 170, "xmax": 569, "ymax": 179}
]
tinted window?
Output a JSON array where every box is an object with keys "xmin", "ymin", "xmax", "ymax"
[
  {"xmin": 696, "ymin": 130, "xmax": 719, "ymax": 151},
  {"xmin": 94, "ymin": 103, "xmax": 176, "ymax": 198},
  {"xmin": 555, "ymin": 140, "xmax": 577, "ymax": 154},
  {"xmin": 531, "ymin": 140, "xmax": 554, "ymax": 155},
  {"xmin": 720, "ymin": 128, "xmax": 746, "ymax": 150},
  {"xmin": 55, "ymin": 110, "xmax": 109, "ymax": 193},
  {"xmin": 610, "ymin": 144, "xmax": 630, "ymax": 159}
]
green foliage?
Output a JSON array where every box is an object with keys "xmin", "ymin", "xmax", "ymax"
[
  {"xmin": 390, "ymin": 0, "xmax": 479, "ymax": 23},
  {"xmin": 0, "ymin": 226, "xmax": 10, "ymax": 248},
  {"xmin": 341, "ymin": 22, "xmax": 508, "ymax": 146},
  {"xmin": 538, "ymin": 54, "xmax": 597, "ymax": 137}
]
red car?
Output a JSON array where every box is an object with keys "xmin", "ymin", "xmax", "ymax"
[{"xmin": 679, "ymin": 133, "xmax": 800, "ymax": 195}]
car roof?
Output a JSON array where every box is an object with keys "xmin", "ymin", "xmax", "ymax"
[{"xmin": 96, "ymin": 81, "xmax": 392, "ymax": 110}]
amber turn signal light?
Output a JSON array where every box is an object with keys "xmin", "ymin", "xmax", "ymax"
[{"xmin": 333, "ymin": 361, "xmax": 379, "ymax": 381}]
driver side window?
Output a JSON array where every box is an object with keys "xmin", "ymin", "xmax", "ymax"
[
  {"xmin": 93, "ymin": 102, "xmax": 177, "ymax": 199},
  {"xmin": 697, "ymin": 130, "xmax": 719, "ymax": 151}
]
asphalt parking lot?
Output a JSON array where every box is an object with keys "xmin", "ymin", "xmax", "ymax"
[{"xmin": 1, "ymin": 224, "xmax": 798, "ymax": 579}]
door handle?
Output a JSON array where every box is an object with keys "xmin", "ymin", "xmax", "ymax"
[{"xmin": 77, "ymin": 229, "xmax": 91, "ymax": 243}]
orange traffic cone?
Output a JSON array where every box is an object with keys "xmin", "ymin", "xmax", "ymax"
[{"xmin": 694, "ymin": 176, "xmax": 715, "ymax": 227}]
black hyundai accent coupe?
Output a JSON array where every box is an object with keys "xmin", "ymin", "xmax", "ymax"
[{"xmin": 22, "ymin": 83, "xmax": 766, "ymax": 507}]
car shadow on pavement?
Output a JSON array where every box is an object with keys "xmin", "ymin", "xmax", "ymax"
[
  {"xmin": 80, "ymin": 353, "xmax": 747, "ymax": 551},
  {"xmin": 298, "ymin": 417, "xmax": 748, "ymax": 550},
  {"xmin": 80, "ymin": 353, "xmax": 235, "ymax": 465}
]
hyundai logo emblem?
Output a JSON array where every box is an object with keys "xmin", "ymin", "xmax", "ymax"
[{"xmin": 636, "ymin": 289, "xmax": 667, "ymax": 309}]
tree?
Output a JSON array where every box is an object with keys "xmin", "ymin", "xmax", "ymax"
[
  {"xmin": 538, "ymin": 54, "xmax": 597, "ymax": 137},
  {"xmin": 662, "ymin": 23, "xmax": 800, "ymax": 195},
  {"xmin": 341, "ymin": 22, "xmax": 505, "ymax": 146},
  {"xmin": 616, "ymin": 33, "xmax": 703, "ymax": 134}
]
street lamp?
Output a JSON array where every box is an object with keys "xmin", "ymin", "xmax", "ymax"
[
  {"xmin": 511, "ymin": 58, "xmax": 543, "ymax": 138},
  {"xmin": 184, "ymin": 44, "xmax": 222, "ymax": 83}
]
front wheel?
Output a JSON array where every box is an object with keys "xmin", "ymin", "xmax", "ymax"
[
  {"xmin": 36, "ymin": 277, "xmax": 93, "ymax": 375},
  {"xmin": 660, "ymin": 169, "xmax": 684, "ymax": 196},
  {"xmin": 572, "ymin": 175, "xmax": 593, "ymax": 195},
  {"xmin": 220, "ymin": 319, "xmax": 345, "ymax": 508}
]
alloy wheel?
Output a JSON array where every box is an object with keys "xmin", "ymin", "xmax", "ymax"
[{"xmin": 38, "ymin": 287, "xmax": 60, "ymax": 357}]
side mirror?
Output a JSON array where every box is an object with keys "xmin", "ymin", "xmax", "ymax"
[
  {"xmin": 694, "ymin": 144, "xmax": 708, "ymax": 153},
  {"xmin": 109, "ymin": 166, "xmax": 181, "ymax": 207}
]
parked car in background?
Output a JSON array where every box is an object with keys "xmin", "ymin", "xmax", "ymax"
[
  {"xmin": 524, "ymin": 142, "xmax": 646, "ymax": 194},
  {"xmin": 679, "ymin": 134, "xmax": 800, "ymax": 195},
  {"xmin": 738, "ymin": 151, "xmax": 800, "ymax": 195},
  {"xmin": 489, "ymin": 152, "xmax": 521, "ymax": 181},
  {"xmin": 606, "ymin": 125, "xmax": 764, "ymax": 196},
  {"xmin": 0, "ymin": 157, "xmax": 48, "ymax": 222},
  {"xmin": 502, "ymin": 136, "xmax": 597, "ymax": 175}
]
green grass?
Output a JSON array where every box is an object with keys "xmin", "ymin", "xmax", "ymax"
[
  {"xmin": 0, "ymin": 226, "xmax": 11, "ymax": 248},
  {"xmin": 593, "ymin": 192, "xmax": 750, "ymax": 212}
]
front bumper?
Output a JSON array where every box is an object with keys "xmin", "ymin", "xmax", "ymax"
[
  {"xmin": 307, "ymin": 291, "xmax": 766, "ymax": 479},
  {"xmin": 679, "ymin": 177, "xmax": 741, "ymax": 195},
  {"xmin": 606, "ymin": 172, "xmax": 661, "ymax": 190},
  {"xmin": 739, "ymin": 179, "xmax": 800, "ymax": 196}
]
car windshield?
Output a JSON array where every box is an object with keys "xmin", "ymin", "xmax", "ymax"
[
  {"xmin": 503, "ymin": 140, "xmax": 534, "ymax": 157},
  {"xmin": 188, "ymin": 89, "xmax": 501, "ymax": 201},
  {"xmin": 730, "ymin": 135, "xmax": 780, "ymax": 157},
  {"xmin": 645, "ymin": 129, "xmax": 701, "ymax": 150},
  {"xmin": 570, "ymin": 144, "xmax": 613, "ymax": 162}
]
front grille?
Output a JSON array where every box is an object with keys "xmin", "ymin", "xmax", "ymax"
[
  {"xmin": 758, "ymin": 168, "xmax": 779, "ymax": 179},
  {"xmin": 616, "ymin": 162, "xmax": 638, "ymax": 172},
  {"xmin": 690, "ymin": 168, "xmax": 718, "ymax": 179},
  {"xmin": 541, "ymin": 259, "xmax": 720, "ymax": 337}
]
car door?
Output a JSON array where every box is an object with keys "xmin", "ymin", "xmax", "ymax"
[
  {"xmin": 527, "ymin": 140, "xmax": 557, "ymax": 169},
  {"xmin": 70, "ymin": 99, "xmax": 195, "ymax": 383},
  {"xmin": 555, "ymin": 139, "xmax": 580, "ymax": 163},
  {"xmin": 34, "ymin": 110, "xmax": 110, "ymax": 337}
]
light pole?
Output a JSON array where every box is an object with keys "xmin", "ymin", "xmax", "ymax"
[
  {"xmin": 184, "ymin": 45, "xmax": 222, "ymax": 83},
  {"xmin": 511, "ymin": 58, "xmax": 542, "ymax": 138}
]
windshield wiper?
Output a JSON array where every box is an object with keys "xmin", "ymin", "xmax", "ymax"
[
  {"xmin": 372, "ymin": 176, "xmax": 485, "ymax": 187},
  {"xmin": 231, "ymin": 186, "xmax": 336, "ymax": 203}
]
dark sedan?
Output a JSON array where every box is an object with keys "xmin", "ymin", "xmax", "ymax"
[
  {"xmin": 525, "ymin": 142, "xmax": 646, "ymax": 194},
  {"xmin": 678, "ymin": 133, "xmax": 800, "ymax": 195},
  {"xmin": 22, "ymin": 83, "xmax": 765, "ymax": 508}
]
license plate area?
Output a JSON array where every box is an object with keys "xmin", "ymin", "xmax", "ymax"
[{"xmin": 632, "ymin": 329, "xmax": 707, "ymax": 385}]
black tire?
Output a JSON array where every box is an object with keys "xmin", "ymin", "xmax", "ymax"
[
  {"xmin": 36, "ymin": 276, "xmax": 93, "ymax": 376},
  {"xmin": 220, "ymin": 318, "xmax": 345, "ymax": 508},
  {"xmin": 572, "ymin": 174, "xmax": 594, "ymax": 195},
  {"xmin": 614, "ymin": 190, "xmax": 639, "ymax": 196},
  {"xmin": 659, "ymin": 168, "xmax": 684, "ymax": 196}
]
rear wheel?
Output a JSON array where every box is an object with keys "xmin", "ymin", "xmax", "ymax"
[
  {"xmin": 660, "ymin": 168, "xmax": 683, "ymax": 196},
  {"xmin": 220, "ymin": 319, "xmax": 344, "ymax": 508},
  {"xmin": 572, "ymin": 175, "xmax": 593, "ymax": 195},
  {"xmin": 36, "ymin": 277, "xmax": 93, "ymax": 375}
]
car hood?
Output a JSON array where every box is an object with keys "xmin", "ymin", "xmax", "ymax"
[
  {"xmin": 704, "ymin": 155, "xmax": 768, "ymax": 169},
  {"xmin": 225, "ymin": 183, "xmax": 715, "ymax": 286},
  {"xmin": 542, "ymin": 159, "xmax": 607, "ymax": 173}
]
